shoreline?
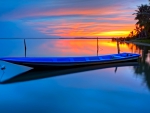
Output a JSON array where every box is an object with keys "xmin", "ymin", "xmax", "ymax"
[{"xmin": 125, "ymin": 41, "xmax": 150, "ymax": 47}]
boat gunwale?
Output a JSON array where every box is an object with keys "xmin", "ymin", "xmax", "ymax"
[{"xmin": 0, "ymin": 53, "xmax": 140, "ymax": 64}]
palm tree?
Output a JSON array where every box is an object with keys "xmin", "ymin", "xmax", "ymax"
[
  {"xmin": 127, "ymin": 31, "xmax": 134, "ymax": 38},
  {"xmin": 131, "ymin": 31, "xmax": 134, "ymax": 37},
  {"xmin": 133, "ymin": 4, "xmax": 150, "ymax": 38},
  {"xmin": 134, "ymin": 25, "xmax": 141, "ymax": 38}
]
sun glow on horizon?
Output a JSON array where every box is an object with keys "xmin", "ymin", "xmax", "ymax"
[
  {"xmin": 96, "ymin": 31, "xmax": 130, "ymax": 37},
  {"xmin": 28, "ymin": 20, "xmax": 133, "ymax": 38}
]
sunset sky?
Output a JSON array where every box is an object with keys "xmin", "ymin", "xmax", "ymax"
[{"xmin": 0, "ymin": 0, "xmax": 148, "ymax": 38}]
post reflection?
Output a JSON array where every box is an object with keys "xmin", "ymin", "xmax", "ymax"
[
  {"xmin": 116, "ymin": 41, "xmax": 150, "ymax": 90},
  {"xmin": 0, "ymin": 62, "xmax": 138, "ymax": 84}
]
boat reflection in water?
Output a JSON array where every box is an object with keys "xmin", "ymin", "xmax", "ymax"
[{"xmin": 0, "ymin": 61, "xmax": 139, "ymax": 84}]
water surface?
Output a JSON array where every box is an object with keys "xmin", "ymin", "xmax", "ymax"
[{"xmin": 0, "ymin": 39, "xmax": 150, "ymax": 113}]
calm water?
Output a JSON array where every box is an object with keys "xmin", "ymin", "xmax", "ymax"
[{"xmin": 0, "ymin": 39, "xmax": 150, "ymax": 113}]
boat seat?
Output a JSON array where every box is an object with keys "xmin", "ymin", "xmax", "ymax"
[
  {"xmin": 73, "ymin": 57, "xmax": 86, "ymax": 61},
  {"xmin": 57, "ymin": 58, "xmax": 70, "ymax": 62},
  {"xmin": 88, "ymin": 57, "xmax": 100, "ymax": 61}
]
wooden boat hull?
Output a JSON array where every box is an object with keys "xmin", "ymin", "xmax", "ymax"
[{"xmin": 0, "ymin": 53, "xmax": 140, "ymax": 69}]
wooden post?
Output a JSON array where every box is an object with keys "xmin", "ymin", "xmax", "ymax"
[
  {"xmin": 115, "ymin": 67, "xmax": 117, "ymax": 73},
  {"xmin": 24, "ymin": 39, "xmax": 27, "ymax": 57},
  {"xmin": 117, "ymin": 38, "xmax": 120, "ymax": 54},
  {"xmin": 97, "ymin": 37, "xmax": 99, "ymax": 56}
]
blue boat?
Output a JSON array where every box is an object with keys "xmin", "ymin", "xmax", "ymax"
[{"xmin": 0, "ymin": 53, "xmax": 140, "ymax": 69}]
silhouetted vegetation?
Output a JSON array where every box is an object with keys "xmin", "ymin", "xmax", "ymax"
[
  {"xmin": 120, "ymin": 42, "xmax": 150, "ymax": 90},
  {"xmin": 127, "ymin": 1, "xmax": 150, "ymax": 41},
  {"xmin": 112, "ymin": 37, "xmax": 126, "ymax": 42}
]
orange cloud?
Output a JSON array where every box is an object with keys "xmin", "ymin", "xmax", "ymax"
[
  {"xmin": 27, "ymin": 20, "xmax": 134, "ymax": 37},
  {"xmin": 1, "ymin": 4, "xmax": 135, "ymax": 38},
  {"xmin": 1, "ymin": 5, "xmax": 133, "ymax": 20}
]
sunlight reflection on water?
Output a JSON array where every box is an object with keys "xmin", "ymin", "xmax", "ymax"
[{"xmin": 0, "ymin": 39, "xmax": 150, "ymax": 113}]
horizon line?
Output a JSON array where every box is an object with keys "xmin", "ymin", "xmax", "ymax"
[{"xmin": 0, "ymin": 37, "xmax": 115, "ymax": 39}]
